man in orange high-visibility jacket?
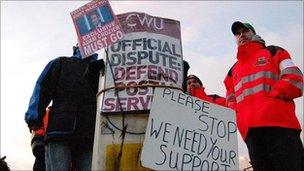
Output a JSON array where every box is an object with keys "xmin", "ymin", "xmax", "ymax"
[
  {"xmin": 31, "ymin": 107, "xmax": 49, "ymax": 171},
  {"xmin": 224, "ymin": 21, "xmax": 304, "ymax": 170},
  {"xmin": 186, "ymin": 74, "xmax": 226, "ymax": 107}
]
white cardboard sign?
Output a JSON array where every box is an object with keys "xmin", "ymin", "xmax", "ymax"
[{"xmin": 141, "ymin": 88, "xmax": 239, "ymax": 171}]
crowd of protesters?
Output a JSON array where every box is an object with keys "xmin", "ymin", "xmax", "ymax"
[{"xmin": 22, "ymin": 20, "xmax": 303, "ymax": 171}]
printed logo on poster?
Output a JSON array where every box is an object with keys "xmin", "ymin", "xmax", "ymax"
[
  {"xmin": 71, "ymin": 0, "xmax": 124, "ymax": 58},
  {"xmin": 101, "ymin": 12, "xmax": 184, "ymax": 113}
]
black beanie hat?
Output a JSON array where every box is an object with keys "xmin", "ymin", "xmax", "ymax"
[{"xmin": 186, "ymin": 75, "xmax": 203, "ymax": 87}]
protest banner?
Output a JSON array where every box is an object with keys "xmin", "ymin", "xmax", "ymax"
[
  {"xmin": 71, "ymin": 0, "xmax": 124, "ymax": 58},
  {"xmin": 141, "ymin": 88, "xmax": 239, "ymax": 171},
  {"xmin": 101, "ymin": 12, "xmax": 183, "ymax": 113}
]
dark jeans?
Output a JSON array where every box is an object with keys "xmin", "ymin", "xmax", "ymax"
[
  {"xmin": 245, "ymin": 127, "xmax": 304, "ymax": 171},
  {"xmin": 33, "ymin": 145, "xmax": 45, "ymax": 171}
]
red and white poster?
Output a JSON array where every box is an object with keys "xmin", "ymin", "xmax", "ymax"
[
  {"xmin": 71, "ymin": 0, "xmax": 124, "ymax": 58},
  {"xmin": 101, "ymin": 12, "xmax": 183, "ymax": 113}
]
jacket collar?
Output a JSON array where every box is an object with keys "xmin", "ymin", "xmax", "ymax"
[{"xmin": 237, "ymin": 41, "xmax": 265, "ymax": 61}]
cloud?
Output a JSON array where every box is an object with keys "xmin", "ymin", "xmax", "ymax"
[
  {"xmin": 262, "ymin": 24, "xmax": 303, "ymax": 67},
  {"xmin": 186, "ymin": 50, "xmax": 236, "ymax": 96},
  {"xmin": 283, "ymin": 25, "xmax": 303, "ymax": 69}
]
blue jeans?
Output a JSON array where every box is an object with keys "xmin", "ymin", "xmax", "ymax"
[{"xmin": 45, "ymin": 140, "xmax": 92, "ymax": 171}]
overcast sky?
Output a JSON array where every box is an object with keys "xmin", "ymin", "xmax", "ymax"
[{"xmin": 1, "ymin": 1, "xmax": 303, "ymax": 170}]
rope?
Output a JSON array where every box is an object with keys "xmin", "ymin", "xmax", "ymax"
[
  {"xmin": 96, "ymin": 83, "xmax": 183, "ymax": 98},
  {"xmin": 96, "ymin": 83, "xmax": 183, "ymax": 134}
]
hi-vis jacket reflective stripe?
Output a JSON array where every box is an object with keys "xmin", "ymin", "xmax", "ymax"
[{"xmin": 224, "ymin": 42, "xmax": 303, "ymax": 140}]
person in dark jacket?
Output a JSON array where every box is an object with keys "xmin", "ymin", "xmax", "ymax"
[{"xmin": 25, "ymin": 45, "xmax": 104, "ymax": 171}]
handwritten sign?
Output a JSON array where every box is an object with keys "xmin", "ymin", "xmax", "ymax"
[
  {"xmin": 71, "ymin": 0, "xmax": 124, "ymax": 58},
  {"xmin": 101, "ymin": 12, "xmax": 183, "ymax": 113},
  {"xmin": 141, "ymin": 88, "xmax": 239, "ymax": 171}
]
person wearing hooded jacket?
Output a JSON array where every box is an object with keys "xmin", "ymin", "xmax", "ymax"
[
  {"xmin": 186, "ymin": 74, "xmax": 226, "ymax": 106},
  {"xmin": 224, "ymin": 21, "xmax": 304, "ymax": 170},
  {"xmin": 25, "ymin": 46, "xmax": 104, "ymax": 171}
]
